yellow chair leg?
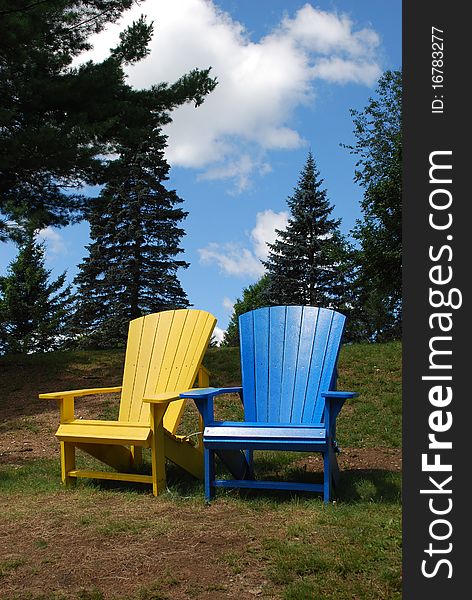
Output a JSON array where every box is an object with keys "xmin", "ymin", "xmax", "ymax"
[
  {"xmin": 150, "ymin": 404, "xmax": 167, "ymax": 496},
  {"xmin": 60, "ymin": 441, "xmax": 76, "ymax": 487},
  {"xmin": 131, "ymin": 445, "xmax": 143, "ymax": 468}
]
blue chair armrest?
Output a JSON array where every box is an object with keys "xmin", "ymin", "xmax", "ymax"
[
  {"xmin": 180, "ymin": 387, "xmax": 243, "ymax": 423},
  {"xmin": 321, "ymin": 391, "xmax": 357, "ymax": 430},
  {"xmin": 321, "ymin": 391, "xmax": 358, "ymax": 399}
]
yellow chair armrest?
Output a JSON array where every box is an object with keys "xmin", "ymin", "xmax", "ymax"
[
  {"xmin": 39, "ymin": 386, "xmax": 122, "ymax": 400},
  {"xmin": 143, "ymin": 390, "xmax": 194, "ymax": 404},
  {"xmin": 39, "ymin": 387, "xmax": 122, "ymax": 422}
]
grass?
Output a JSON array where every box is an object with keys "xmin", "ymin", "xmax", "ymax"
[{"xmin": 0, "ymin": 341, "xmax": 401, "ymax": 600}]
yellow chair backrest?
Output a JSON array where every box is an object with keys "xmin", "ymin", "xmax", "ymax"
[{"xmin": 118, "ymin": 309, "xmax": 216, "ymax": 433}]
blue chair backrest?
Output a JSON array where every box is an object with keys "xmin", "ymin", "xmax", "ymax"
[{"xmin": 239, "ymin": 306, "xmax": 346, "ymax": 424}]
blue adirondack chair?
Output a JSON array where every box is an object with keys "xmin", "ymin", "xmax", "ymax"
[{"xmin": 181, "ymin": 306, "xmax": 357, "ymax": 503}]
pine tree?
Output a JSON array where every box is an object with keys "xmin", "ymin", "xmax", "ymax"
[
  {"xmin": 72, "ymin": 129, "xmax": 190, "ymax": 348},
  {"xmin": 0, "ymin": 2, "xmax": 216, "ymax": 239},
  {"xmin": 0, "ymin": 232, "xmax": 73, "ymax": 354},
  {"xmin": 264, "ymin": 152, "xmax": 350, "ymax": 308},
  {"xmin": 346, "ymin": 70, "xmax": 402, "ymax": 340}
]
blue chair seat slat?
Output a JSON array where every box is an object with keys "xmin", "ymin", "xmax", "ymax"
[
  {"xmin": 207, "ymin": 421, "xmax": 324, "ymax": 428},
  {"xmin": 204, "ymin": 425, "xmax": 326, "ymax": 440},
  {"xmin": 204, "ymin": 439, "xmax": 328, "ymax": 451}
]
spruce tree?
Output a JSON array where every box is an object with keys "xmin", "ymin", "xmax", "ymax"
[
  {"xmin": 0, "ymin": 232, "xmax": 73, "ymax": 354},
  {"xmin": 72, "ymin": 128, "xmax": 190, "ymax": 348},
  {"xmin": 264, "ymin": 152, "xmax": 349, "ymax": 308}
]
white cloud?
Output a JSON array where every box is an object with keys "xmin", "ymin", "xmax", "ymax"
[
  {"xmin": 251, "ymin": 209, "xmax": 289, "ymax": 261},
  {"xmin": 279, "ymin": 5, "xmax": 380, "ymax": 58},
  {"xmin": 311, "ymin": 57, "xmax": 382, "ymax": 85},
  {"xmin": 199, "ymin": 242, "xmax": 264, "ymax": 278},
  {"xmin": 77, "ymin": 1, "xmax": 382, "ymax": 189},
  {"xmin": 223, "ymin": 297, "xmax": 234, "ymax": 312},
  {"xmin": 198, "ymin": 209, "xmax": 288, "ymax": 278},
  {"xmin": 36, "ymin": 227, "xmax": 67, "ymax": 256},
  {"xmin": 198, "ymin": 154, "xmax": 272, "ymax": 194},
  {"xmin": 212, "ymin": 326, "xmax": 226, "ymax": 345}
]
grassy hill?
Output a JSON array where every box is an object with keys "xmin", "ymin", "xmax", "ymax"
[
  {"xmin": 0, "ymin": 340, "xmax": 401, "ymax": 447},
  {"xmin": 0, "ymin": 341, "xmax": 402, "ymax": 600}
]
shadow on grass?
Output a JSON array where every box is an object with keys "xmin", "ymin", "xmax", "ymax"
[
  {"xmin": 59, "ymin": 460, "xmax": 205, "ymax": 498},
  {"xmin": 0, "ymin": 453, "xmax": 401, "ymax": 505},
  {"xmin": 337, "ymin": 468, "xmax": 401, "ymax": 503},
  {"xmin": 212, "ymin": 466, "xmax": 401, "ymax": 506}
]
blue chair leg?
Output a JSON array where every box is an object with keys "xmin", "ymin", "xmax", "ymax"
[
  {"xmin": 204, "ymin": 448, "xmax": 215, "ymax": 501},
  {"xmin": 245, "ymin": 449, "xmax": 254, "ymax": 478},
  {"xmin": 323, "ymin": 451, "xmax": 332, "ymax": 503}
]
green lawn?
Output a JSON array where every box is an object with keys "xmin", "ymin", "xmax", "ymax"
[{"xmin": 0, "ymin": 341, "xmax": 402, "ymax": 600}]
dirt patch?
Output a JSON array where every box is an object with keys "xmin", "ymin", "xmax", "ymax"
[
  {"xmin": 0, "ymin": 495, "xmax": 274, "ymax": 600},
  {"xmin": 294, "ymin": 446, "xmax": 402, "ymax": 473},
  {"xmin": 0, "ymin": 393, "xmax": 122, "ymax": 465}
]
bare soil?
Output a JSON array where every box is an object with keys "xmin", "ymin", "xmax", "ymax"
[{"xmin": 0, "ymin": 491, "xmax": 274, "ymax": 600}]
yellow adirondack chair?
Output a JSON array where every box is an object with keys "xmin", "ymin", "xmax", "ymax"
[{"xmin": 39, "ymin": 309, "xmax": 216, "ymax": 495}]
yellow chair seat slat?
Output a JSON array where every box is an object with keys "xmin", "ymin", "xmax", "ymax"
[{"xmin": 56, "ymin": 421, "xmax": 152, "ymax": 445}]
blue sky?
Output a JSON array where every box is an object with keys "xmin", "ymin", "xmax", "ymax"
[{"xmin": 0, "ymin": 0, "xmax": 401, "ymax": 341}]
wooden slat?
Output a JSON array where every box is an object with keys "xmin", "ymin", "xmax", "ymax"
[
  {"xmin": 311, "ymin": 310, "xmax": 345, "ymax": 423},
  {"xmin": 177, "ymin": 312, "xmax": 216, "ymax": 390},
  {"xmin": 119, "ymin": 316, "xmax": 145, "ymax": 422},
  {"xmin": 291, "ymin": 307, "xmax": 318, "ymax": 422},
  {"xmin": 204, "ymin": 426, "xmax": 326, "ymax": 439},
  {"xmin": 63, "ymin": 419, "xmax": 146, "ymax": 427},
  {"xmin": 163, "ymin": 311, "xmax": 215, "ymax": 433},
  {"xmin": 206, "ymin": 420, "xmax": 324, "ymax": 428},
  {"xmin": 128, "ymin": 312, "xmax": 161, "ymax": 423},
  {"xmin": 267, "ymin": 306, "xmax": 286, "ymax": 422},
  {"xmin": 254, "ymin": 307, "xmax": 270, "ymax": 422},
  {"xmin": 144, "ymin": 310, "xmax": 175, "ymax": 390},
  {"xmin": 67, "ymin": 470, "xmax": 153, "ymax": 484},
  {"xmin": 303, "ymin": 309, "xmax": 333, "ymax": 423},
  {"xmin": 239, "ymin": 310, "xmax": 256, "ymax": 420},
  {"xmin": 160, "ymin": 310, "xmax": 199, "ymax": 432},
  {"xmin": 165, "ymin": 310, "xmax": 199, "ymax": 391},
  {"xmin": 56, "ymin": 422, "xmax": 151, "ymax": 445},
  {"xmin": 158, "ymin": 310, "xmax": 188, "ymax": 391},
  {"xmin": 279, "ymin": 306, "xmax": 303, "ymax": 422}
]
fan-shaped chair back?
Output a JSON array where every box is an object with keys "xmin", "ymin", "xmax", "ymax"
[
  {"xmin": 239, "ymin": 306, "xmax": 345, "ymax": 424},
  {"xmin": 119, "ymin": 309, "xmax": 216, "ymax": 432}
]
